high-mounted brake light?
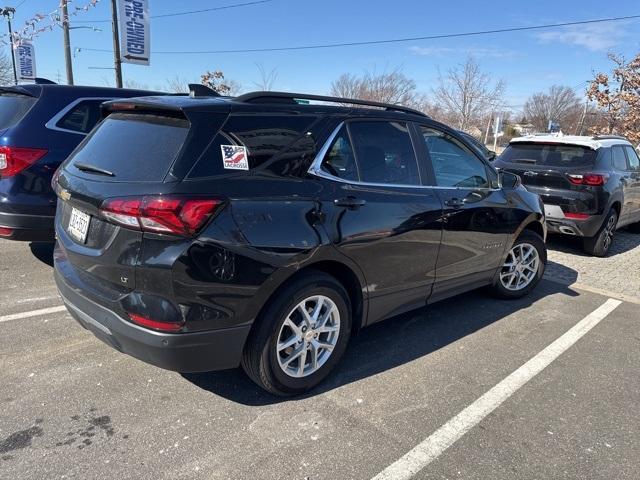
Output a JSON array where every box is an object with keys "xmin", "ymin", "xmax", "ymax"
[
  {"xmin": 0, "ymin": 146, "xmax": 48, "ymax": 177},
  {"xmin": 128, "ymin": 313, "xmax": 183, "ymax": 332},
  {"xmin": 567, "ymin": 173, "xmax": 608, "ymax": 186},
  {"xmin": 101, "ymin": 195, "xmax": 222, "ymax": 236}
]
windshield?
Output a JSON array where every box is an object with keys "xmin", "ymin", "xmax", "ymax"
[
  {"xmin": 0, "ymin": 93, "xmax": 37, "ymax": 130},
  {"xmin": 65, "ymin": 113, "xmax": 189, "ymax": 182},
  {"xmin": 500, "ymin": 143, "xmax": 597, "ymax": 167}
]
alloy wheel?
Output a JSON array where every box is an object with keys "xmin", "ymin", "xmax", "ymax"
[
  {"xmin": 500, "ymin": 243, "xmax": 540, "ymax": 291},
  {"xmin": 602, "ymin": 214, "xmax": 617, "ymax": 252},
  {"xmin": 276, "ymin": 295, "xmax": 340, "ymax": 378}
]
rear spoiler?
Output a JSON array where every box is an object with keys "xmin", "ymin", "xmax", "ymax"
[
  {"xmin": 100, "ymin": 98, "xmax": 189, "ymax": 120},
  {"xmin": 0, "ymin": 85, "xmax": 38, "ymax": 97}
]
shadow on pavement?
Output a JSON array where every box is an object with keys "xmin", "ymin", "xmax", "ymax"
[
  {"xmin": 28, "ymin": 242, "xmax": 55, "ymax": 267},
  {"xmin": 547, "ymin": 230, "xmax": 640, "ymax": 257},
  {"xmin": 182, "ymin": 278, "xmax": 580, "ymax": 406}
]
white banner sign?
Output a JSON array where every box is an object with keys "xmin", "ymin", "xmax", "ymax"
[
  {"xmin": 16, "ymin": 42, "xmax": 36, "ymax": 80},
  {"xmin": 119, "ymin": 0, "xmax": 150, "ymax": 66}
]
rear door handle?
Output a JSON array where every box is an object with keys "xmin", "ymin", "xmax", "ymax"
[
  {"xmin": 444, "ymin": 198, "xmax": 465, "ymax": 208},
  {"xmin": 334, "ymin": 196, "xmax": 366, "ymax": 210}
]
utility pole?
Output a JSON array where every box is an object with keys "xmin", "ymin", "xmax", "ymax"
[
  {"xmin": 1, "ymin": 7, "xmax": 18, "ymax": 85},
  {"xmin": 110, "ymin": 0, "xmax": 123, "ymax": 87},
  {"xmin": 61, "ymin": 0, "xmax": 74, "ymax": 85}
]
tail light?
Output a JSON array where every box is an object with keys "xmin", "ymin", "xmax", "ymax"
[
  {"xmin": 0, "ymin": 226, "xmax": 14, "ymax": 237},
  {"xmin": 564, "ymin": 212, "xmax": 590, "ymax": 220},
  {"xmin": 100, "ymin": 195, "xmax": 223, "ymax": 236},
  {"xmin": 128, "ymin": 313, "xmax": 183, "ymax": 332},
  {"xmin": 567, "ymin": 173, "xmax": 608, "ymax": 186},
  {"xmin": 0, "ymin": 146, "xmax": 48, "ymax": 177}
]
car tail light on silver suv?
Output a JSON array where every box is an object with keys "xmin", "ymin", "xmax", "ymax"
[
  {"xmin": 0, "ymin": 146, "xmax": 48, "ymax": 177},
  {"xmin": 100, "ymin": 196, "xmax": 223, "ymax": 236}
]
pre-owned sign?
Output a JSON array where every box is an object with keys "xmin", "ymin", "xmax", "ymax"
[
  {"xmin": 119, "ymin": 0, "xmax": 150, "ymax": 66},
  {"xmin": 16, "ymin": 42, "xmax": 36, "ymax": 80}
]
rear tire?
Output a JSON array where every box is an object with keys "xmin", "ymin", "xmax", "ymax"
[
  {"xmin": 583, "ymin": 208, "xmax": 618, "ymax": 257},
  {"xmin": 241, "ymin": 271, "xmax": 352, "ymax": 396},
  {"xmin": 489, "ymin": 230, "xmax": 546, "ymax": 299}
]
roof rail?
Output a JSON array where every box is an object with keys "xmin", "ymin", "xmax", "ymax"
[
  {"xmin": 235, "ymin": 91, "xmax": 428, "ymax": 117},
  {"xmin": 189, "ymin": 83, "xmax": 220, "ymax": 98},
  {"xmin": 592, "ymin": 134, "xmax": 628, "ymax": 141},
  {"xmin": 34, "ymin": 78, "xmax": 56, "ymax": 85}
]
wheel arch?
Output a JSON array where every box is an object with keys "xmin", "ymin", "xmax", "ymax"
[{"xmin": 247, "ymin": 257, "xmax": 367, "ymax": 345}]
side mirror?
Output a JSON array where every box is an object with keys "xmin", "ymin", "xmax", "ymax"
[{"xmin": 499, "ymin": 170, "xmax": 521, "ymax": 189}]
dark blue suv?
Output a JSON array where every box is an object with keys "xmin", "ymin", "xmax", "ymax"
[{"xmin": 0, "ymin": 81, "xmax": 162, "ymax": 241}]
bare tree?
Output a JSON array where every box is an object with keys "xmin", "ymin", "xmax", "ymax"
[
  {"xmin": 432, "ymin": 57, "xmax": 505, "ymax": 131},
  {"xmin": 523, "ymin": 85, "xmax": 583, "ymax": 132},
  {"xmin": 165, "ymin": 75, "xmax": 191, "ymax": 93},
  {"xmin": 0, "ymin": 52, "xmax": 13, "ymax": 85},
  {"xmin": 588, "ymin": 53, "xmax": 640, "ymax": 143},
  {"xmin": 330, "ymin": 69, "xmax": 419, "ymax": 107},
  {"xmin": 253, "ymin": 63, "xmax": 278, "ymax": 91},
  {"xmin": 124, "ymin": 79, "xmax": 149, "ymax": 90}
]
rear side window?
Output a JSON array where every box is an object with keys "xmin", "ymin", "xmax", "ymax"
[
  {"xmin": 188, "ymin": 115, "xmax": 317, "ymax": 178},
  {"xmin": 624, "ymin": 145, "xmax": 640, "ymax": 171},
  {"xmin": 612, "ymin": 146, "xmax": 628, "ymax": 170},
  {"xmin": 66, "ymin": 113, "xmax": 189, "ymax": 182},
  {"xmin": 421, "ymin": 127, "xmax": 489, "ymax": 188},
  {"xmin": 56, "ymin": 100, "xmax": 105, "ymax": 134},
  {"xmin": 348, "ymin": 121, "xmax": 420, "ymax": 185},
  {"xmin": 321, "ymin": 126, "xmax": 359, "ymax": 182},
  {"xmin": 0, "ymin": 94, "xmax": 37, "ymax": 130},
  {"xmin": 500, "ymin": 143, "xmax": 597, "ymax": 167}
]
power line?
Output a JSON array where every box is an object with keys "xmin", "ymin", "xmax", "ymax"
[
  {"xmin": 78, "ymin": 13, "xmax": 640, "ymax": 55},
  {"xmin": 74, "ymin": 0, "xmax": 272, "ymax": 23}
]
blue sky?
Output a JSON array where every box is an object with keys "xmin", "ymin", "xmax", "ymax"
[{"xmin": 4, "ymin": 0, "xmax": 640, "ymax": 109}]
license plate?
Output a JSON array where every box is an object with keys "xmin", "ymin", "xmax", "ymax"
[{"xmin": 68, "ymin": 207, "xmax": 91, "ymax": 243}]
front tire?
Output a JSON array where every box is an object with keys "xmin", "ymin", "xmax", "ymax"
[
  {"xmin": 241, "ymin": 272, "xmax": 352, "ymax": 396},
  {"xmin": 583, "ymin": 208, "xmax": 618, "ymax": 257},
  {"xmin": 490, "ymin": 230, "xmax": 546, "ymax": 299}
]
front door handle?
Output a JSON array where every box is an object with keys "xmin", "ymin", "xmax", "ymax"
[
  {"xmin": 445, "ymin": 197, "xmax": 465, "ymax": 208},
  {"xmin": 334, "ymin": 196, "xmax": 366, "ymax": 210}
]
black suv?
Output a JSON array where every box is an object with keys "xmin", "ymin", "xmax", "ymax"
[
  {"xmin": 54, "ymin": 90, "xmax": 546, "ymax": 396},
  {"xmin": 0, "ymin": 80, "xmax": 162, "ymax": 241},
  {"xmin": 495, "ymin": 135, "xmax": 640, "ymax": 256}
]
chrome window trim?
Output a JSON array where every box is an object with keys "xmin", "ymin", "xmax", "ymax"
[
  {"xmin": 307, "ymin": 121, "xmax": 502, "ymax": 192},
  {"xmin": 45, "ymin": 97, "xmax": 115, "ymax": 135}
]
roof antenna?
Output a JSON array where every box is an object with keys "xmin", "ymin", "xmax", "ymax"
[{"xmin": 189, "ymin": 84, "xmax": 220, "ymax": 98}]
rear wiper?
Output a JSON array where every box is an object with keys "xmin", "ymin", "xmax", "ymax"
[{"xmin": 74, "ymin": 162, "xmax": 115, "ymax": 177}]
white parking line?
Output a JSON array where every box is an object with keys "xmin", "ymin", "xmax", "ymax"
[
  {"xmin": 372, "ymin": 298, "xmax": 622, "ymax": 480},
  {"xmin": 0, "ymin": 305, "xmax": 67, "ymax": 323}
]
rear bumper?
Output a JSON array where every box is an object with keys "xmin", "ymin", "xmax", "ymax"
[
  {"xmin": 0, "ymin": 210, "xmax": 55, "ymax": 241},
  {"xmin": 544, "ymin": 204, "xmax": 605, "ymax": 237},
  {"xmin": 54, "ymin": 261, "xmax": 251, "ymax": 373}
]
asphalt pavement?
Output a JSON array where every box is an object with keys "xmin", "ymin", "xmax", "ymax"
[{"xmin": 0, "ymin": 239, "xmax": 638, "ymax": 480}]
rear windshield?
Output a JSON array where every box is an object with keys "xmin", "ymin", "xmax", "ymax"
[
  {"xmin": 500, "ymin": 143, "xmax": 597, "ymax": 167},
  {"xmin": 66, "ymin": 113, "xmax": 189, "ymax": 182},
  {"xmin": 0, "ymin": 93, "xmax": 37, "ymax": 130}
]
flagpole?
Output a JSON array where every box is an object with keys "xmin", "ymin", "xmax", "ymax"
[
  {"xmin": 110, "ymin": 0, "xmax": 123, "ymax": 87},
  {"xmin": 61, "ymin": 0, "xmax": 74, "ymax": 85},
  {"xmin": 0, "ymin": 7, "xmax": 18, "ymax": 85}
]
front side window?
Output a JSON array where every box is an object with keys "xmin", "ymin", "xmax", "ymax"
[
  {"xmin": 57, "ymin": 100, "xmax": 105, "ymax": 134},
  {"xmin": 612, "ymin": 146, "xmax": 628, "ymax": 171},
  {"xmin": 624, "ymin": 145, "xmax": 640, "ymax": 171},
  {"xmin": 421, "ymin": 127, "xmax": 489, "ymax": 188}
]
